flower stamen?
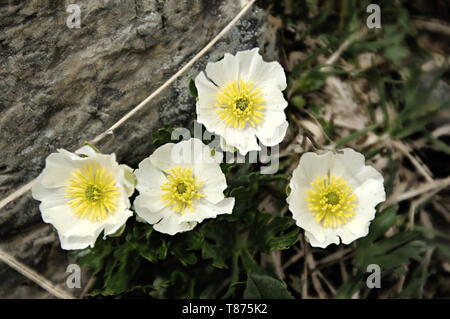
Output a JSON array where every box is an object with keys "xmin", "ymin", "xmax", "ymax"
[
  {"xmin": 65, "ymin": 164, "xmax": 121, "ymax": 222},
  {"xmin": 160, "ymin": 167, "xmax": 205, "ymax": 214},
  {"xmin": 306, "ymin": 174, "xmax": 357, "ymax": 228},
  {"xmin": 215, "ymin": 79, "xmax": 264, "ymax": 128}
]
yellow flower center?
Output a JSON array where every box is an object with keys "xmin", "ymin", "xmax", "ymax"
[
  {"xmin": 215, "ymin": 79, "xmax": 264, "ymax": 128},
  {"xmin": 65, "ymin": 164, "xmax": 121, "ymax": 222},
  {"xmin": 161, "ymin": 167, "xmax": 205, "ymax": 214},
  {"xmin": 306, "ymin": 174, "xmax": 357, "ymax": 228}
]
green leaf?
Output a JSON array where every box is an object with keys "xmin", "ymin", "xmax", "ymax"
[
  {"xmin": 171, "ymin": 245, "xmax": 198, "ymax": 266},
  {"xmin": 170, "ymin": 232, "xmax": 202, "ymax": 266},
  {"xmin": 104, "ymin": 245, "xmax": 141, "ymax": 294},
  {"xmin": 286, "ymin": 184, "xmax": 291, "ymax": 197},
  {"xmin": 201, "ymin": 220, "xmax": 236, "ymax": 268},
  {"xmin": 267, "ymin": 228, "xmax": 300, "ymax": 252},
  {"xmin": 135, "ymin": 242, "xmax": 160, "ymax": 263},
  {"xmin": 247, "ymin": 212, "xmax": 299, "ymax": 253},
  {"xmin": 240, "ymin": 249, "xmax": 264, "ymax": 275},
  {"xmin": 355, "ymin": 230, "xmax": 427, "ymax": 271},
  {"xmin": 243, "ymin": 274, "xmax": 294, "ymax": 299},
  {"xmin": 75, "ymin": 234, "xmax": 113, "ymax": 275},
  {"xmin": 188, "ymin": 78, "xmax": 198, "ymax": 98},
  {"xmin": 152, "ymin": 125, "xmax": 177, "ymax": 148}
]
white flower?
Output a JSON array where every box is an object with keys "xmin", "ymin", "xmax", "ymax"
[
  {"xmin": 286, "ymin": 148, "xmax": 386, "ymax": 248},
  {"xmin": 31, "ymin": 145, "xmax": 135, "ymax": 250},
  {"xmin": 133, "ymin": 138, "xmax": 235, "ymax": 235},
  {"xmin": 195, "ymin": 48, "xmax": 288, "ymax": 155}
]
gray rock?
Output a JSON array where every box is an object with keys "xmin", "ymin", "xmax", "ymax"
[{"xmin": 0, "ymin": 0, "xmax": 278, "ymax": 298}]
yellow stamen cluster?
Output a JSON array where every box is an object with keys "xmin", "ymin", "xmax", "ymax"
[
  {"xmin": 65, "ymin": 164, "xmax": 121, "ymax": 222},
  {"xmin": 161, "ymin": 167, "xmax": 205, "ymax": 214},
  {"xmin": 215, "ymin": 79, "xmax": 264, "ymax": 128},
  {"xmin": 306, "ymin": 174, "xmax": 357, "ymax": 228}
]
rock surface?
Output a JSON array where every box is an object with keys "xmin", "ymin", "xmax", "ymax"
[{"xmin": 0, "ymin": 0, "xmax": 278, "ymax": 298}]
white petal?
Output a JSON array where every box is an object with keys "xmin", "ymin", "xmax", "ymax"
[
  {"xmin": 205, "ymin": 52, "xmax": 239, "ymax": 87},
  {"xmin": 292, "ymin": 151, "xmax": 334, "ymax": 187},
  {"xmin": 343, "ymin": 177, "xmax": 386, "ymax": 239},
  {"xmin": 220, "ymin": 126, "xmax": 261, "ymax": 155},
  {"xmin": 117, "ymin": 164, "xmax": 136, "ymax": 197},
  {"xmin": 153, "ymin": 210, "xmax": 197, "ymax": 235},
  {"xmin": 195, "ymin": 71, "xmax": 220, "ymax": 111},
  {"xmin": 103, "ymin": 209, "xmax": 133, "ymax": 236},
  {"xmin": 219, "ymin": 135, "xmax": 237, "ymax": 153},
  {"xmin": 287, "ymin": 182, "xmax": 327, "ymax": 244},
  {"xmin": 31, "ymin": 175, "xmax": 67, "ymax": 204},
  {"xmin": 134, "ymin": 158, "xmax": 167, "ymax": 221},
  {"xmin": 149, "ymin": 142, "xmax": 177, "ymax": 171},
  {"xmin": 178, "ymin": 197, "xmax": 234, "ymax": 223},
  {"xmin": 135, "ymin": 158, "xmax": 167, "ymax": 192},
  {"xmin": 38, "ymin": 151, "xmax": 80, "ymax": 188},
  {"xmin": 305, "ymin": 230, "xmax": 340, "ymax": 248},
  {"xmin": 87, "ymin": 152, "xmax": 121, "ymax": 175},
  {"xmin": 39, "ymin": 202, "xmax": 104, "ymax": 250},
  {"xmin": 330, "ymin": 148, "xmax": 367, "ymax": 188},
  {"xmin": 355, "ymin": 176, "xmax": 386, "ymax": 215},
  {"xmin": 133, "ymin": 191, "xmax": 166, "ymax": 223},
  {"xmin": 254, "ymin": 84, "xmax": 288, "ymax": 147},
  {"xmin": 58, "ymin": 233, "xmax": 101, "ymax": 250},
  {"xmin": 196, "ymin": 106, "xmax": 228, "ymax": 139},
  {"xmin": 235, "ymin": 48, "xmax": 287, "ymax": 90},
  {"xmin": 150, "ymin": 138, "xmax": 214, "ymax": 171},
  {"xmin": 195, "ymin": 72, "xmax": 228, "ymax": 136},
  {"xmin": 256, "ymin": 117, "xmax": 288, "ymax": 147},
  {"xmin": 260, "ymin": 84, "xmax": 289, "ymax": 111},
  {"xmin": 193, "ymin": 165, "xmax": 227, "ymax": 204}
]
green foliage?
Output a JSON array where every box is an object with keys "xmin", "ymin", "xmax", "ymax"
[
  {"xmin": 188, "ymin": 78, "xmax": 198, "ymax": 98},
  {"xmin": 244, "ymin": 274, "xmax": 294, "ymax": 299},
  {"xmin": 355, "ymin": 206, "xmax": 427, "ymax": 271},
  {"xmin": 247, "ymin": 212, "xmax": 299, "ymax": 253},
  {"xmin": 388, "ymin": 67, "xmax": 449, "ymax": 139},
  {"xmin": 151, "ymin": 126, "xmax": 178, "ymax": 148}
]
